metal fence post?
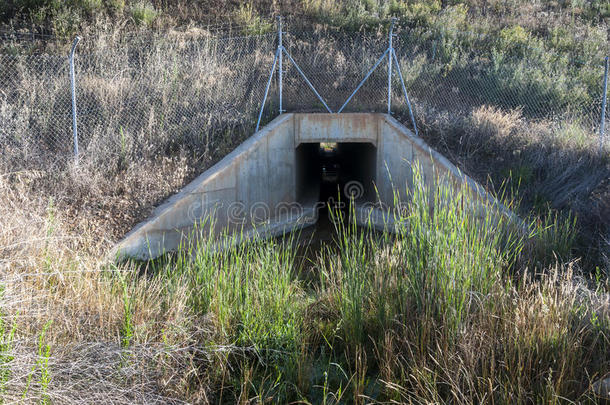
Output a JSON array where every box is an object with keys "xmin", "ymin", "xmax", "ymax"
[
  {"xmin": 387, "ymin": 18, "xmax": 396, "ymax": 115},
  {"xmin": 600, "ymin": 56, "xmax": 608, "ymax": 154},
  {"xmin": 69, "ymin": 36, "xmax": 81, "ymax": 158},
  {"xmin": 278, "ymin": 16, "xmax": 283, "ymax": 114}
]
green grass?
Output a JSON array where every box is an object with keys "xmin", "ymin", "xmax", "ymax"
[
  {"xmin": 117, "ymin": 167, "xmax": 601, "ymax": 403},
  {"xmin": 0, "ymin": 287, "xmax": 17, "ymax": 399},
  {"xmin": 154, "ymin": 223, "xmax": 303, "ymax": 353},
  {"xmin": 234, "ymin": 3, "xmax": 273, "ymax": 36},
  {"xmin": 21, "ymin": 321, "xmax": 52, "ymax": 403},
  {"xmin": 129, "ymin": 1, "xmax": 157, "ymax": 26},
  {"xmin": 0, "ymin": 160, "xmax": 605, "ymax": 403}
]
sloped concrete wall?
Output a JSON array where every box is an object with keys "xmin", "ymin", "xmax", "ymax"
[
  {"xmin": 113, "ymin": 114, "xmax": 304, "ymax": 260},
  {"xmin": 113, "ymin": 113, "xmax": 511, "ymax": 260},
  {"xmin": 356, "ymin": 115, "xmax": 511, "ymax": 230},
  {"xmin": 376, "ymin": 115, "xmax": 495, "ymax": 203}
]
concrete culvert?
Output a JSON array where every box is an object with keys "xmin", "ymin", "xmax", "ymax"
[{"xmin": 112, "ymin": 113, "xmax": 515, "ymax": 261}]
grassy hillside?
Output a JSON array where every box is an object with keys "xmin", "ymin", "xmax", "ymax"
[
  {"xmin": 2, "ymin": 0, "xmax": 609, "ymax": 32},
  {"xmin": 2, "ymin": 0, "xmax": 607, "ymax": 260},
  {"xmin": 0, "ymin": 0, "xmax": 609, "ymax": 403}
]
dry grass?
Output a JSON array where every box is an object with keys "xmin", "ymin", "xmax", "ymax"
[
  {"xmin": 0, "ymin": 21, "xmax": 608, "ymax": 403},
  {"xmin": 0, "ymin": 169, "xmax": 213, "ymax": 403},
  {"xmin": 375, "ymin": 263, "xmax": 610, "ymax": 403},
  {"xmin": 1, "ymin": 155, "xmax": 609, "ymax": 403},
  {"xmin": 0, "ymin": 30, "xmax": 276, "ymax": 401},
  {"xmin": 412, "ymin": 103, "xmax": 610, "ymax": 268}
]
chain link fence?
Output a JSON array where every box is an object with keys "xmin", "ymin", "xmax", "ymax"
[
  {"xmin": 280, "ymin": 25, "xmax": 608, "ymax": 124},
  {"xmin": 1, "ymin": 31, "xmax": 277, "ymax": 170},
  {"xmin": 0, "ymin": 22, "xmax": 608, "ymax": 171}
]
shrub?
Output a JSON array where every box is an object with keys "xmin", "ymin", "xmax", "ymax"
[
  {"xmin": 234, "ymin": 3, "xmax": 273, "ymax": 35},
  {"xmin": 77, "ymin": 0, "xmax": 103, "ymax": 15},
  {"xmin": 303, "ymin": 0, "xmax": 392, "ymax": 30},
  {"xmin": 130, "ymin": 1, "xmax": 157, "ymax": 26},
  {"xmin": 391, "ymin": 0, "xmax": 441, "ymax": 26},
  {"xmin": 105, "ymin": 0, "xmax": 124, "ymax": 13},
  {"xmin": 50, "ymin": 5, "xmax": 81, "ymax": 38},
  {"xmin": 498, "ymin": 25, "xmax": 535, "ymax": 58}
]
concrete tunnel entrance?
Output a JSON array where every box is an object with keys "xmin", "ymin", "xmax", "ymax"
[
  {"xmin": 295, "ymin": 142, "xmax": 377, "ymax": 213},
  {"xmin": 112, "ymin": 114, "xmax": 513, "ymax": 260}
]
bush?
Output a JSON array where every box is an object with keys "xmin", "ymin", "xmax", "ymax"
[
  {"xmin": 234, "ymin": 3, "xmax": 273, "ymax": 35},
  {"xmin": 105, "ymin": 0, "xmax": 124, "ymax": 13},
  {"xmin": 78, "ymin": 0, "xmax": 103, "ymax": 15},
  {"xmin": 498, "ymin": 25, "xmax": 534, "ymax": 58},
  {"xmin": 130, "ymin": 1, "xmax": 157, "ymax": 26}
]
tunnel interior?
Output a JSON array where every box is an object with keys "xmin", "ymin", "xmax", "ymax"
[{"xmin": 295, "ymin": 142, "xmax": 377, "ymax": 212}]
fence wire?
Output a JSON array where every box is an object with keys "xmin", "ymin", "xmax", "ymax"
[{"xmin": 0, "ymin": 25, "xmax": 608, "ymax": 171}]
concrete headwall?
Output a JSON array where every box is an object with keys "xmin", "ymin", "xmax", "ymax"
[{"xmin": 113, "ymin": 113, "xmax": 509, "ymax": 260}]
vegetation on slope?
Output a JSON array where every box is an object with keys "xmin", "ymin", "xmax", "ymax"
[
  {"xmin": 0, "ymin": 0, "xmax": 608, "ymax": 403},
  {"xmin": 1, "ymin": 164, "xmax": 608, "ymax": 403}
]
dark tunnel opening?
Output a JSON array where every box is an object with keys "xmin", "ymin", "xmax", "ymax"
[{"xmin": 295, "ymin": 142, "xmax": 377, "ymax": 216}]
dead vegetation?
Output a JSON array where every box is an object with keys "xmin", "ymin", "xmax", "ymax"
[
  {"xmin": 3, "ymin": 152, "xmax": 608, "ymax": 403},
  {"xmin": 0, "ymin": 3, "xmax": 609, "ymax": 402},
  {"xmin": 412, "ymin": 103, "xmax": 610, "ymax": 266}
]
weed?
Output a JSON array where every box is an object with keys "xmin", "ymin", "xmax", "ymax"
[
  {"xmin": 22, "ymin": 321, "xmax": 52, "ymax": 403},
  {"xmin": 130, "ymin": 1, "xmax": 157, "ymax": 26},
  {"xmin": 0, "ymin": 287, "xmax": 17, "ymax": 398},
  {"xmin": 0, "ymin": 1, "xmax": 608, "ymax": 402},
  {"xmin": 37, "ymin": 321, "xmax": 52, "ymax": 405},
  {"xmin": 106, "ymin": 0, "xmax": 125, "ymax": 13},
  {"xmin": 321, "ymin": 203, "xmax": 375, "ymax": 344},
  {"xmin": 234, "ymin": 3, "xmax": 273, "ymax": 35},
  {"xmin": 113, "ymin": 267, "xmax": 133, "ymax": 349}
]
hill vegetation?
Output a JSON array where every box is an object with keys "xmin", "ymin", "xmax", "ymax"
[{"xmin": 0, "ymin": 0, "xmax": 609, "ymax": 403}]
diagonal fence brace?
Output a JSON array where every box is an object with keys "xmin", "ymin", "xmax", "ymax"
[
  {"xmin": 282, "ymin": 47, "xmax": 333, "ymax": 113},
  {"xmin": 392, "ymin": 48, "xmax": 418, "ymax": 136},
  {"xmin": 338, "ymin": 48, "xmax": 390, "ymax": 113},
  {"xmin": 255, "ymin": 48, "xmax": 280, "ymax": 132},
  {"xmin": 256, "ymin": 42, "xmax": 333, "ymax": 132},
  {"xmin": 257, "ymin": 17, "xmax": 415, "ymax": 133}
]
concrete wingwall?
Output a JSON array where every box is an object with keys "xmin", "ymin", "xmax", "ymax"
[{"xmin": 112, "ymin": 113, "xmax": 510, "ymax": 260}]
